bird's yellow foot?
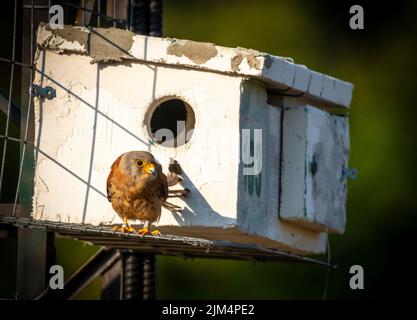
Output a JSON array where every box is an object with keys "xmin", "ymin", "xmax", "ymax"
[
  {"xmin": 137, "ymin": 227, "xmax": 149, "ymax": 238},
  {"xmin": 151, "ymin": 229, "xmax": 161, "ymax": 236},
  {"xmin": 112, "ymin": 225, "xmax": 135, "ymax": 233},
  {"xmin": 111, "ymin": 225, "xmax": 124, "ymax": 232}
]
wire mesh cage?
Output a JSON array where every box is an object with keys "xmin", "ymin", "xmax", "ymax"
[{"xmin": 1, "ymin": 0, "xmax": 164, "ymax": 209}]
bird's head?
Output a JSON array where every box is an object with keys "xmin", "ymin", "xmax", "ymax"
[{"xmin": 121, "ymin": 151, "xmax": 159, "ymax": 180}]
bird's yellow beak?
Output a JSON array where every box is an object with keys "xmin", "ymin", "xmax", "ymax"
[{"xmin": 143, "ymin": 163, "xmax": 156, "ymax": 176}]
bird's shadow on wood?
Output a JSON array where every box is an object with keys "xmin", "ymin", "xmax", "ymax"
[{"xmin": 168, "ymin": 169, "xmax": 236, "ymax": 227}]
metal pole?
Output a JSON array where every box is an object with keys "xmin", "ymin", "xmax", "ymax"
[
  {"xmin": 122, "ymin": 252, "xmax": 155, "ymax": 300},
  {"xmin": 101, "ymin": 250, "xmax": 123, "ymax": 299},
  {"xmin": 122, "ymin": 251, "xmax": 143, "ymax": 300},
  {"xmin": 149, "ymin": 0, "xmax": 163, "ymax": 37},
  {"xmin": 129, "ymin": 0, "xmax": 149, "ymax": 34},
  {"xmin": 37, "ymin": 248, "xmax": 121, "ymax": 300},
  {"xmin": 142, "ymin": 254, "xmax": 156, "ymax": 300}
]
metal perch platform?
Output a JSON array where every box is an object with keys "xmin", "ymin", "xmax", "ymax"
[{"xmin": 0, "ymin": 214, "xmax": 332, "ymax": 267}]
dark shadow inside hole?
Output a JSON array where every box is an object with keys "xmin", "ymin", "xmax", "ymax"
[{"xmin": 150, "ymin": 99, "xmax": 194, "ymax": 147}]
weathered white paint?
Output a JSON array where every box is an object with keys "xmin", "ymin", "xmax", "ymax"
[
  {"xmin": 33, "ymin": 50, "xmax": 242, "ymax": 225},
  {"xmin": 32, "ymin": 25, "xmax": 353, "ymax": 254},
  {"xmin": 280, "ymin": 101, "xmax": 349, "ymax": 233},
  {"xmin": 237, "ymin": 81, "xmax": 327, "ymax": 252},
  {"xmin": 37, "ymin": 24, "xmax": 353, "ymax": 108}
]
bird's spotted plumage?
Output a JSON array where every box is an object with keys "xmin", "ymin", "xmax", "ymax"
[{"xmin": 107, "ymin": 151, "xmax": 169, "ymax": 236}]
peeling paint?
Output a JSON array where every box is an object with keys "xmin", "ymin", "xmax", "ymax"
[
  {"xmin": 230, "ymin": 51, "xmax": 263, "ymax": 71},
  {"xmin": 45, "ymin": 25, "xmax": 89, "ymax": 48},
  {"xmin": 39, "ymin": 24, "xmax": 134, "ymax": 63},
  {"xmin": 246, "ymin": 53, "xmax": 261, "ymax": 70},
  {"xmin": 88, "ymin": 28, "xmax": 134, "ymax": 63},
  {"xmin": 166, "ymin": 40, "xmax": 218, "ymax": 64},
  {"xmin": 38, "ymin": 23, "xmax": 88, "ymax": 53},
  {"xmin": 231, "ymin": 54, "xmax": 244, "ymax": 72},
  {"xmin": 235, "ymin": 47, "xmax": 264, "ymax": 70},
  {"xmin": 36, "ymin": 24, "xmax": 353, "ymax": 109}
]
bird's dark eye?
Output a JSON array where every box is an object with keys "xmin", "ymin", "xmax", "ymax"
[{"xmin": 136, "ymin": 160, "xmax": 144, "ymax": 167}]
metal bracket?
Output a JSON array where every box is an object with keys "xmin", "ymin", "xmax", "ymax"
[{"xmin": 31, "ymin": 85, "xmax": 56, "ymax": 100}]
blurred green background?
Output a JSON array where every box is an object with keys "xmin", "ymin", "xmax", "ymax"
[{"xmin": 1, "ymin": 0, "xmax": 417, "ymax": 299}]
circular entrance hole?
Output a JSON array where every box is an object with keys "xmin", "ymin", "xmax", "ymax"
[{"xmin": 147, "ymin": 98, "xmax": 195, "ymax": 148}]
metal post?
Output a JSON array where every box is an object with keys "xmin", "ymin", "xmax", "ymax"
[
  {"xmin": 122, "ymin": 251, "xmax": 143, "ymax": 300},
  {"xmin": 37, "ymin": 248, "xmax": 121, "ymax": 300},
  {"xmin": 129, "ymin": 0, "xmax": 149, "ymax": 34},
  {"xmin": 101, "ymin": 251, "xmax": 123, "ymax": 300},
  {"xmin": 142, "ymin": 254, "xmax": 156, "ymax": 300},
  {"xmin": 149, "ymin": 0, "xmax": 163, "ymax": 37},
  {"xmin": 121, "ymin": 251, "xmax": 155, "ymax": 300}
]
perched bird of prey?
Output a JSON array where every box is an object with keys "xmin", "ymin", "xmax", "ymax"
[{"xmin": 107, "ymin": 151, "xmax": 187, "ymax": 237}]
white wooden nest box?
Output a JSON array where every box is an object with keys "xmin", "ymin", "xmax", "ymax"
[{"xmin": 32, "ymin": 24, "xmax": 353, "ymax": 254}]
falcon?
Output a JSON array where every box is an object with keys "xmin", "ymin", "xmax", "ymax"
[{"xmin": 107, "ymin": 151, "xmax": 186, "ymax": 237}]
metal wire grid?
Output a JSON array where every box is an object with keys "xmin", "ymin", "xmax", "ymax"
[
  {"xmin": 0, "ymin": 1, "xmax": 164, "ymax": 242},
  {"xmin": 0, "ymin": 0, "xmax": 29, "ymax": 217},
  {"xmin": 66, "ymin": 0, "xmax": 129, "ymax": 28},
  {"xmin": 0, "ymin": 0, "xmax": 153, "ymax": 216},
  {"xmin": 60, "ymin": 0, "xmax": 163, "ymax": 34},
  {"xmin": 0, "ymin": 1, "xmax": 336, "ymax": 271},
  {"xmin": 0, "ymin": 0, "xmax": 50, "ymax": 217}
]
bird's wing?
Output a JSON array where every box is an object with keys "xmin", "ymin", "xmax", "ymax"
[
  {"xmin": 106, "ymin": 154, "xmax": 123, "ymax": 202},
  {"xmin": 156, "ymin": 169, "xmax": 169, "ymax": 201}
]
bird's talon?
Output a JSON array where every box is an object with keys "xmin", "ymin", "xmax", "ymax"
[
  {"xmin": 137, "ymin": 227, "xmax": 149, "ymax": 238},
  {"xmin": 151, "ymin": 230, "xmax": 161, "ymax": 236},
  {"xmin": 124, "ymin": 226, "xmax": 135, "ymax": 233},
  {"xmin": 111, "ymin": 225, "xmax": 135, "ymax": 233},
  {"xmin": 111, "ymin": 225, "xmax": 123, "ymax": 232}
]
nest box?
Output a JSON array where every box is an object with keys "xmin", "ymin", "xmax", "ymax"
[{"xmin": 32, "ymin": 24, "xmax": 353, "ymax": 254}]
